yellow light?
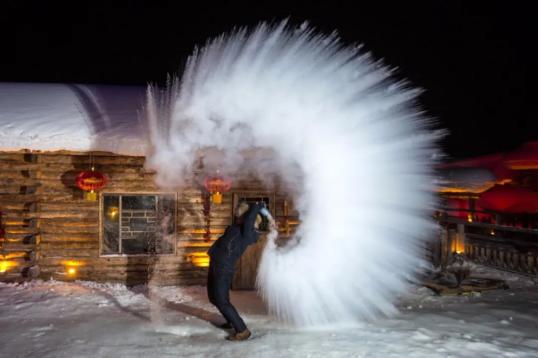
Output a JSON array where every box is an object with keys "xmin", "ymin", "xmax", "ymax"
[
  {"xmin": 211, "ymin": 192, "xmax": 223, "ymax": 204},
  {"xmin": 62, "ymin": 260, "xmax": 83, "ymax": 276},
  {"xmin": 1, "ymin": 253, "xmax": 25, "ymax": 259},
  {"xmin": 189, "ymin": 252, "xmax": 210, "ymax": 267},
  {"xmin": 490, "ymin": 229, "xmax": 495, "ymax": 236},
  {"xmin": 450, "ymin": 235, "xmax": 466, "ymax": 255},
  {"xmin": 0, "ymin": 260, "xmax": 17, "ymax": 273},
  {"xmin": 467, "ymin": 214, "xmax": 473, "ymax": 223},
  {"xmin": 62, "ymin": 260, "xmax": 82, "ymax": 267},
  {"xmin": 107, "ymin": 206, "xmax": 119, "ymax": 220}
]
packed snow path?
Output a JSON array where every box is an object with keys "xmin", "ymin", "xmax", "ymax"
[{"xmin": 1, "ymin": 267, "xmax": 537, "ymax": 358}]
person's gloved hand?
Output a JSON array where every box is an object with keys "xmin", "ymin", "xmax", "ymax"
[
  {"xmin": 260, "ymin": 207, "xmax": 270, "ymax": 218},
  {"xmin": 255, "ymin": 202, "xmax": 271, "ymax": 217},
  {"xmin": 253, "ymin": 201, "xmax": 266, "ymax": 210}
]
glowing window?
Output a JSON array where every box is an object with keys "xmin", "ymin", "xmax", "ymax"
[{"xmin": 101, "ymin": 193, "xmax": 176, "ymax": 255}]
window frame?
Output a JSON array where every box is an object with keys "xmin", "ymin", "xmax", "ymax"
[
  {"xmin": 231, "ymin": 190, "xmax": 276, "ymax": 231},
  {"xmin": 99, "ymin": 191, "xmax": 178, "ymax": 257}
]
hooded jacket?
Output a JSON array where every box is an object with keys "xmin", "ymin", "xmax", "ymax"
[{"xmin": 207, "ymin": 203, "xmax": 263, "ymax": 273}]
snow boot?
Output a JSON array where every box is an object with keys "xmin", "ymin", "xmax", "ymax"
[{"xmin": 226, "ymin": 329, "xmax": 251, "ymax": 341}]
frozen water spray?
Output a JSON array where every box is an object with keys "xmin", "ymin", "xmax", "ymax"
[{"xmin": 145, "ymin": 21, "xmax": 440, "ymax": 326}]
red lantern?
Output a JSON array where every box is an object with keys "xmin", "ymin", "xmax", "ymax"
[
  {"xmin": 76, "ymin": 170, "xmax": 107, "ymax": 201},
  {"xmin": 204, "ymin": 176, "xmax": 231, "ymax": 204}
]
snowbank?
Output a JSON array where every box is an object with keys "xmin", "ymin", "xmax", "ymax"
[{"xmin": 0, "ymin": 82, "xmax": 147, "ymax": 155}]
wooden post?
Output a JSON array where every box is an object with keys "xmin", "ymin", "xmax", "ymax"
[
  {"xmin": 202, "ymin": 192, "xmax": 211, "ymax": 242},
  {"xmin": 457, "ymin": 223, "xmax": 465, "ymax": 254},
  {"xmin": 440, "ymin": 226, "xmax": 449, "ymax": 269},
  {"xmin": 283, "ymin": 200, "xmax": 290, "ymax": 236}
]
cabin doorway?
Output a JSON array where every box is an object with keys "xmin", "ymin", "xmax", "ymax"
[{"xmin": 231, "ymin": 191, "xmax": 275, "ymax": 290}]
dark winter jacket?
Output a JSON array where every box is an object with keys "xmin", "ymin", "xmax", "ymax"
[{"xmin": 207, "ymin": 203, "xmax": 263, "ymax": 273}]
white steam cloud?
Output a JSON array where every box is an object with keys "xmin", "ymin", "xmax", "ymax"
[{"xmin": 145, "ymin": 21, "xmax": 440, "ymax": 326}]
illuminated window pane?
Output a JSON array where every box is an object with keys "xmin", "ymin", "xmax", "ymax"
[
  {"xmin": 102, "ymin": 195, "xmax": 120, "ymax": 254},
  {"xmin": 101, "ymin": 194, "xmax": 176, "ymax": 255}
]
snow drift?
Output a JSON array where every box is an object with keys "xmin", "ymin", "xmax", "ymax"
[{"xmin": 0, "ymin": 83, "xmax": 146, "ymax": 154}]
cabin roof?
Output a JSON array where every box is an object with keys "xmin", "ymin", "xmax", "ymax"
[{"xmin": 0, "ymin": 82, "xmax": 148, "ymax": 155}]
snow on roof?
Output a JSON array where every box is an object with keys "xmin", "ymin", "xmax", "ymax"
[{"xmin": 0, "ymin": 82, "xmax": 148, "ymax": 155}]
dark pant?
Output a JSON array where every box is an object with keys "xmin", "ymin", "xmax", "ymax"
[{"xmin": 207, "ymin": 264, "xmax": 247, "ymax": 333}]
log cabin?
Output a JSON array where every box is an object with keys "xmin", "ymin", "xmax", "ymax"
[{"xmin": 0, "ymin": 83, "xmax": 300, "ymax": 288}]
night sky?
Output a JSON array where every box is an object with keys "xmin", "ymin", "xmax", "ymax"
[{"xmin": 1, "ymin": 1, "xmax": 535, "ymax": 159}]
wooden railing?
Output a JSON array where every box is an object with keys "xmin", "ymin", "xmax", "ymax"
[{"xmin": 437, "ymin": 217, "xmax": 538, "ymax": 276}]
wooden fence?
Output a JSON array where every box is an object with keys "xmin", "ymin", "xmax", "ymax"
[{"xmin": 437, "ymin": 217, "xmax": 538, "ymax": 276}]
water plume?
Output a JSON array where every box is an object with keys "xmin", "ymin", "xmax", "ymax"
[{"xmin": 145, "ymin": 20, "xmax": 440, "ymax": 326}]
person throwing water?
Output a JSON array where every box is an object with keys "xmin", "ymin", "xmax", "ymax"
[{"xmin": 207, "ymin": 201, "xmax": 274, "ymax": 341}]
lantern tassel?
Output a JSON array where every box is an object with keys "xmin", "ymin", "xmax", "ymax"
[
  {"xmin": 84, "ymin": 190, "xmax": 97, "ymax": 201},
  {"xmin": 211, "ymin": 192, "xmax": 223, "ymax": 204}
]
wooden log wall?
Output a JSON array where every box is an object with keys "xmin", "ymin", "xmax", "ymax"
[
  {"xmin": 0, "ymin": 152, "xmax": 39, "ymax": 281},
  {"xmin": 36, "ymin": 150, "xmax": 207, "ymax": 285},
  {"xmin": 0, "ymin": 150, "xmax": 301, "ymax": 286}
]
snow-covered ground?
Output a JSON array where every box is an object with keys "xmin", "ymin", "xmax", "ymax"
[{"xmin": 1, "ymin": 266, "xmax": 537, "ymax": 358}]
